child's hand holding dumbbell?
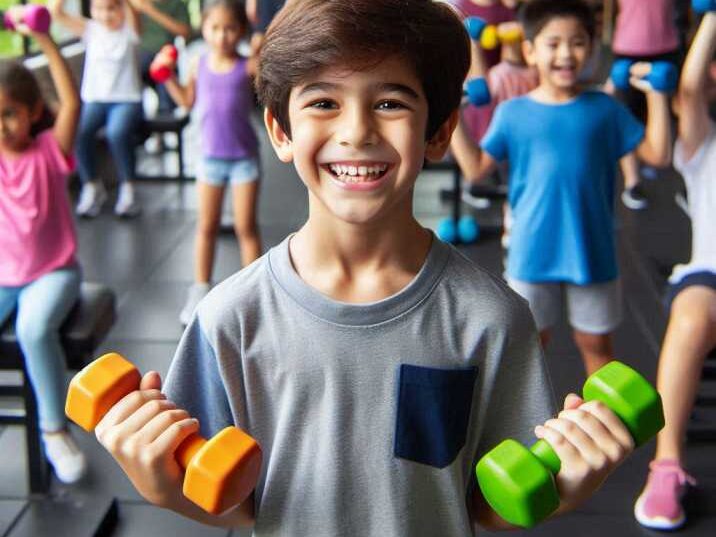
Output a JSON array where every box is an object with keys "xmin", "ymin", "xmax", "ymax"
[
  {"xmin": 2, "ymin": 4, "xmax": 51, "ymax": 34},
  {"xmin": 150, "ymin": 44, "xmax": 179, "ymax": 84}
]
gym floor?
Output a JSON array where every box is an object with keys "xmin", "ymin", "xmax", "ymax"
[{"xmin": 0, "ymin": 108, "xmax": 714, "ymax": 536}]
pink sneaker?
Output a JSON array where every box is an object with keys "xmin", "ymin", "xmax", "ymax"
[{"xmin": 634, "ymin": 459, "xmax": 696, "ymax": 530}]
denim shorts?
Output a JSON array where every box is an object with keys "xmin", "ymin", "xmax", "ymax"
[{"xmin": 199, "ymin": 156, "xmax": 260, "ymax": 186}]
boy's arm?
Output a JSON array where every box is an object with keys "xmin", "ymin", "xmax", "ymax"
[
  {"xmin": 449, "ymin": 117, "xmax": 499, "ymax": 182},
  {"xmin": 631, "ymin": 64, "xmax": 672, "ymax": 167},
  {"xmin": 129, "ymin": 0, "xmax": 192, "ymax": 40},
  {"xmin": 126, "ymin": 1, "xmax": 142, "ymax": 36},
  {"xmin": 677, "ymin": 12, "xmax": 716, "ymax": 161},
  {"xmin": 48, "ymin": 0, "xmax": 86, "ymax": 36}
]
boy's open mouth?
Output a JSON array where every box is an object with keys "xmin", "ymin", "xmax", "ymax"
[{"xmin": 324, "ymin": 162, "xmax": 390, "ymax": 184}]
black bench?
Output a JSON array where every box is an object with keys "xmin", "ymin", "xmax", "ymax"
[
  {"xmin": 0, "ymin": 282, "xmax": 116, "ymax": 493},
  {"xmin": 136, "ymin": 112, "xmax": 191, "ymax": 184}
]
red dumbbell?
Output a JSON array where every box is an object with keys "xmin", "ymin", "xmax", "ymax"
[
  {"xmin": 2, "ymin": 5, "xmax": 51, "ymax": 33},
  {"xmin": 150, "ymin": 44, "xmax": 179, "ymax": 84}
]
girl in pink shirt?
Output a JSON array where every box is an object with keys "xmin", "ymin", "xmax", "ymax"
[{"xmin": 0, "ymin": 18, "xmax": 87, "ymax": 484}]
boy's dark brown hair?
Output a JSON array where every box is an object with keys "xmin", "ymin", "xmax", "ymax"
[
  {"xmin": 0, "ymin": 61, "xmax": 54, "ymax": 136},
  {"xmin": 256, "ymin": 0, "xmax": 470, "ymax": 140},
  {"xmin": 519, "ymin": 0, "xmax": 596, "ymax": 42}
]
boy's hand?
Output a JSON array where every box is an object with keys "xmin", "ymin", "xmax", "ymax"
[
  {"xmin": 94, "ymin": 371, "xmax": 200, "ymax": 508},
  {"xmin": 534, "ymin": 394, "xmax": 635, "ymax": 511}
]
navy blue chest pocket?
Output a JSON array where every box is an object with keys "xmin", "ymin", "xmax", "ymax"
[{"xmin": 394, "ymin": 364, "xmax": 478, "ymax": 468}]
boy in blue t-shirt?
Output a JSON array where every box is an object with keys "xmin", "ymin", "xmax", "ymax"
[
  {"xmin": 89, "ymin": 1, "xmax": 636, "ymax": 533},
  {"xmin": 451, "ymin": 0, "xmax": 672, "ymax": 375}
]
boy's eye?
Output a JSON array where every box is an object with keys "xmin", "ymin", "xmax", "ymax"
[
  {"xmin": 376, "ymin": 100, "xmax": 406, "ymax": 111},
  {"xmin": 308, "ymin": 99, "xmax": 337, "ymax": 110}
]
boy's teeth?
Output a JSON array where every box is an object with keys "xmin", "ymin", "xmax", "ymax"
[{"xmin": 327, "ymin": 163, "xmax": 388, "ymax": 182}]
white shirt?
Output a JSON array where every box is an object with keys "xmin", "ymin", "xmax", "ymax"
[
  {"xmin": 80, "ymin": 20, "xmax": 141, "ymax": 102},
  {"xmin": 670, "ymin": 123, "xmax": 716, "ymax": 283}
]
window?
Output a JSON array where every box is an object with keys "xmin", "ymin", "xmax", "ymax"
[{"xmin": 0, "ymin": 0, "xmax": 82, "ymax": 58}]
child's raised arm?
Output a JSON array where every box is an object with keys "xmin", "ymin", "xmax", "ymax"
[
  {"xmin": 630, "ymin": 63, "xmax": 673, "ymax": 167},
  {"xmin": 17, "ymin": 25, "xmax": 80, "ymax": 155},
  {"xmin": 163, "ymin": 54, "xmax": 198, "ymax": 109},
  {"xmin": 126, "ymin": 0, "xmax": 142, "ymax": 36},
  {"xmin": 48, "ymin": 0, "xmax": 86, "ymax": 37},
  {"xmin": 678, "ymin": 12, "xmax": 716, "ymax": 161},
  {"xmin": 128, "ymin": 0, "xmax": 191, "ymax": 40}
]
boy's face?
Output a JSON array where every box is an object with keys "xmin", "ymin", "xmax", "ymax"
[
  {"xmin": 523, "ymin": 16, "xmax": 591, "ymax": 93},
  {"xmin": 91, "ymin": 0, "xmax": 125, "ymax": 31},
  {"xmin": 265, "ymin": 55, "xmax": 455, "ymax": 227}
]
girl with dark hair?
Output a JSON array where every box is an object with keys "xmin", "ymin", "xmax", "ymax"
[{"xmin": 0, "ymin": 15, "xmax": 86, "ymax": 484}]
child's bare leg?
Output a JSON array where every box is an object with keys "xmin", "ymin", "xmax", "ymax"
[
  {"xmin": 573, "ymin": 330, "xmax": 613, "ymax": 375},
  {"xmin": 231, "ymin": 180, "xmax": 262, "ymax": 267},
  {"xmin": 654, "ymin": 286, "xmax": 716, "ymax": 463},
  {"xmin": 195, "ymin": 182, "xmax": 225, "ymax": 283}
]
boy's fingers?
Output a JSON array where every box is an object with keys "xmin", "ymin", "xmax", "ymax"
[
  {"xmin": 558, "ymin": 408, "xmax": 624, "ymax": 465},
  {"xmin": 140, "ymin": 370, "xmax": 162, "ymax": 391},
  {"xmin": 534, "ymin": 424, "xmax": 583, "ymax": 470},
  {"xmin": 115, "ymin": 398, "xmax": 178, "ymax": 436},
  {"xmin": 563, "ymin": 393, "xmax": 583, "ymax": 410},
  {"xmin": 629, "ymin": 76, "xmax": 652, "ymax": 93},
  {"xmin": 630, "ymin": 61, "xmax": 652, "ymax": 79},
  {"xmin": 541, "ymin": 417, "xmax": 605, "ymax": 469},
  {"xmin": 151, "ymin": 416, "xmax": 201, "ymax": 456},
  {"xmin": 97, "ymin": 389, "xmax": 165, "ymax": 431},
  {"xmin": 579, "ymin": 400, "xmax": 635, "ymax": 453},
  {"xmin": 138, "ymin": 408, "xmax": 193, "ymax": 444}
]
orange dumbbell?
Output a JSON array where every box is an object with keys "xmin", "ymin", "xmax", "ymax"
[{"xmin": 66, "ymin": 352, "xmax": 262, "ymax": 515}]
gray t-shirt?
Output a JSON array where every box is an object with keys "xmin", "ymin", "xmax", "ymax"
[{"xmin": 165, "ymin": 234, "xmax": 556, "ymax": 536}]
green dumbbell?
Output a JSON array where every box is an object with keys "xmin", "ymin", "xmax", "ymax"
[{"xmin": 475, "ymin": 361, "xmax": 664, "ymax": 528}]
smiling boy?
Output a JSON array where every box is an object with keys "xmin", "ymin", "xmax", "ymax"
[
  {"xmin": 451, "ymin": 0, "xmax": 672, "ymax": 375},
  {"xmin": 94, "ymin": 1, "xmax": 636, "ymax": 534}
]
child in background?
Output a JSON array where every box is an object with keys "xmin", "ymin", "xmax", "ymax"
[
  {"xmin": 634, "ymin": 11, "xmax": 716, "ymax": 531},
  {"xmin": 0, "ymin": 18, "xmax": 86, "ymax": 483},
  {"xmin": 51, "ymin": 0, "xmax": 144, "ymax": 218},
  {"xmin": 157, "ymin": 0, "xmax": 261, "ymax": 325},
  {"xmin": 450, "ymin": 0, "xmax": 672, "ymax": 375},
  {"xmin": 608, "ymin": 0, "xmax": 681, "ymax": 208},
  {"xmin": 93, "ymin": 1, "xmax": 634, "ymax": 532}
]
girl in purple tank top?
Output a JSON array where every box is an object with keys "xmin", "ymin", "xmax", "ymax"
[{"xmin": 159, "ymin": 0, "xmax": 262, "ymax": 324}]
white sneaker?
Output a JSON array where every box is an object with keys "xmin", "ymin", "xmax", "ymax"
[
  {"xmin": 42, "ymin": 430, "xmax": 87, "ymax": 484},
  {"xmin": 114, "ymin": 182, "xmax": 141, "ymax": 218},
  {"xmin": 75, "ymin": 182, "xmax": 107, "ymax": 218},
  {"xmin": 143, "ymin": 133, "xmax": 163, "ymax": 155},
  {"xmin": 180, "ymin": 282, "xmax": 211, "ymax": 325}
]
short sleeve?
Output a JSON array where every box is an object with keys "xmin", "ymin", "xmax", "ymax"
[
  {"xmin": 36, "ymin": 130, "xmax": 75, "ymax": 177},
  {"xmin": 475, "ymin": 300, "xmax": 557, "ymax": 458},
  {"xmin": 480, "ymin": 102, "xmax": 510, "ymax": 162},
  {"xmin": 612, "ymin": 98, "xmax": 645, "ymax": 158},
  {"xmin": 164, "ymin": 319, "xmax": 234, "ymax": 439},
  {"xmin": 81, "ymin": 19, "xmax": 97, "ymax": 44}
]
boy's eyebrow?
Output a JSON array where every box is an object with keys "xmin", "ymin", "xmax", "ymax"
[{"xmin": 297, "ymin": 81, "xmax": 421, "ymax": 99}]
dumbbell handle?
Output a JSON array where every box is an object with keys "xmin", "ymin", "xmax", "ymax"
[{"xmin": 2, "ymin": 5, "xmax": 51, "ymax": 33}]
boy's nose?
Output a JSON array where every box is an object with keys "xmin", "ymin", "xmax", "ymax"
[{"xmin": 337, "ymin": 107, "xmax": 378, "ymax": 148}]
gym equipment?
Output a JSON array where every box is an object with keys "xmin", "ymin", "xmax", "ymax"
[
  {"xmin": 610, "ymin": 60, "xmax": 678, "ymax": 92},
  {"xmin": 496, "ymin": 24, "xmax": 522, "ymax": 44},
  {"xmin": 464, "ymin": 77, "xmax": 491, "ymax": 107},
  {"xmin": 437, "ymin": 215, "xmax": 480, "ymax": 244},
  {"xmin": 692, "ymin": 0, "xmax": 716, "ymax": 13},
  {"xmin": 464, "ymin": 16, "xmax": 499, "ymax": 50},
  {"xmin": 2, "ymin": 4, "xmax": 51, "ymax": 33},
  {"xmin": 66, "ymin": 352, "xmax": 262, "ymax": 515},
  {"xmin": 149, "ymin": 44, "xmax": 178, "ymax": 83},
  {"xmin": 476, "ymin": 361, "xmax": 664, "ymax": 528}
]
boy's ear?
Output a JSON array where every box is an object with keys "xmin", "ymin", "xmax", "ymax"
[
  {"xmin": 264, "ymin": 107, "xmax": 293, "ymax": 163},
  {"xmin": 522, "ymin": 39, "xmax": 536, "ymax": 67},
  {"xmin": 425, "ymin": 109, "xmax": 459, "ymax": 162}
]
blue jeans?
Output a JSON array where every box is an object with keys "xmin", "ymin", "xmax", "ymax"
[
  {"xmin": 0, "ymin": 266, "xmax": 81, "ymax": 432},
  {"xmin": 76, "ymin": 102, "xmax": 143, "ymax": 184}
]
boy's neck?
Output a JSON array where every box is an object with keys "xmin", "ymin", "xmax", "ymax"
[
  {"xmin": 289, "ymin": 203, "xmax": 432, "ymax": 304},
  {"xmin": 530, "ymin": 82, "xmax": 582, "ymax": 103}
]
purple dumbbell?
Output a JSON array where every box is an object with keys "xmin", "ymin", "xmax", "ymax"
[{"xmin": 2, "ymin": 5, "xmax": 51, "ymax": 33}]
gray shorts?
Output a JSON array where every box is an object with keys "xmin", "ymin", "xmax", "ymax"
[{"xmin": 508, "ymin": 278, "xmax": 623, "ymax": 334}]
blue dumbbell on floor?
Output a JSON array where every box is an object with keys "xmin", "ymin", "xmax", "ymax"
[
  {"xmin": 437, "ymin": 216, "xmax": 480, "ymax": 244},
  {"xmin": 692, "ymin": 0, "xmax": 716, "ymax": 13},
  {"xmin": 610, "ymin": 60, "xmax": 677, "ymax": 92}
]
